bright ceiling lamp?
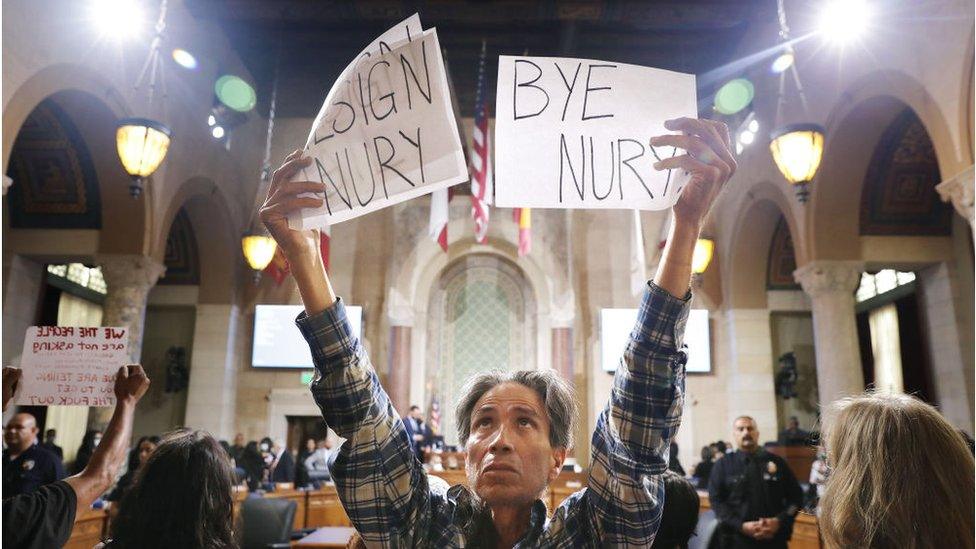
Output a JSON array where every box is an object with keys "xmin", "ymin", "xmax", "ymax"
[
  {"xmin": 116, "ymin": 118, "xmax": 172, "ymax": 197},
  {"xmin": 116, "ymin": 0, "xmax": 172, "ymax": 198},
  {"xmin": 769, "ymin": 123, "xmax": 825, "ymax": 203},
  {"xmin": 771, "ymin": 47, "xmax": 794, "ymax": 74},
  {"xmin": 692, "ymin": 238, "xmax": 715, "ymax": 275},
  {"xmin": 819, "ymin": 0, "xmax": 870, "ymax": 45},
  {"xmin": 242, "ymin": 235, "xmax": 277, "ymax": 272}
]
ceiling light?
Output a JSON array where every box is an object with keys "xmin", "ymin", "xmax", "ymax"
[{"xmin": 212, "ymin": 126, "xmax": 225, "ymax": 139}]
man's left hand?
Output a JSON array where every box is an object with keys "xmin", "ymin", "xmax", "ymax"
[{"xmin": 651, "ymin": 117, "xmax": 736, "ymax": 228}]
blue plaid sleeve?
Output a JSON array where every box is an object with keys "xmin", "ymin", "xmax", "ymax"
[
  {"xmin": 585, "ymin": 282, "xmax": 690, "ymax": 547},
  {"xmin": 295, "ymin": 299, "xmax": 429, "ymax": 546}
]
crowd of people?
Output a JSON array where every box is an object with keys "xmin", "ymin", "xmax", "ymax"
[{"xmin": 2, "ymin": 126, "xmax": 974, "ymax": 547}]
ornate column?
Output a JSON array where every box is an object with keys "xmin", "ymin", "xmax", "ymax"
[
  {"xmin": 93, "ymin": 254, "xmax": 165, "ymax": 426},
  {"xmin": 936, "ymin": 165, "xmax": 974, "ymax": 234},
  {"xmin": 794, "ymin": 261, "xmax": 865, "ymax": 406}
]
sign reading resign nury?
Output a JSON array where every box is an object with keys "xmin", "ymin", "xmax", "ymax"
[{"xmin": 290, "ymin": 15, "xmax": 468, "ymax": 229}]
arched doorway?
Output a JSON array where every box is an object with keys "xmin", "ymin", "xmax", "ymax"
[{"xmin": 425, "ymin": 254, "xmax": 537, "ymax": 446}]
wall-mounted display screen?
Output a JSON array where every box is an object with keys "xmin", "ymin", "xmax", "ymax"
[{"xmin": 252, "ymin": 304, "xmax": 362, "ymax": 368}]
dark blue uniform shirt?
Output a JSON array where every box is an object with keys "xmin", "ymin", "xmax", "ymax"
[{"xmin": 3, "ymin": 444, "xmax": 66, "ymax": 497}]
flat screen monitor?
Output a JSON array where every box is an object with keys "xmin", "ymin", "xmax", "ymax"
[
  {"xmin": 252, "ymin": 304, "xmax": 362, "ymax": 368},
  {"xmin": 600, "ymin": 308, "xmax": 710, "ymax": 373}
]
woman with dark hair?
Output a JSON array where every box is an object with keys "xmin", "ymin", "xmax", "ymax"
[
  {"xmin": 71, "ymin": 429, "xmax": 102, "ymax": 474},
  {"xmin": 104, "ymin": 429, "xmax": 236, "ymax": 549},
  {"xmin": 239, "ymin": 441, "xmax": 266, "ymax": 491},
  {"xmin": 105, "ymin": 435, "xmax": 160, "ymax": 503},
  {"xmin": 692, "ymin": 445, "xmax": 714, "ymax": 489}
]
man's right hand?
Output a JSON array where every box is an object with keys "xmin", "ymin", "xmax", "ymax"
[
  {"xmin": 258, "ymin": 149, "xmax": 326, "ymax": 262},
  {"xmin": 114, "ymin": 365, "xmax": 150, "ymax": 405}
]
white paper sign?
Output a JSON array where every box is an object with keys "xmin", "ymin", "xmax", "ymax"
[
  {"xmin": 15, "ymin": 326, "xmax": 129, "ymax": 407},
  {"xmin": 292, "ymin": 16, "xmax": 467, "ymax": 228},
  {"xmin": 494, "ymin": 56, "xmax": 697, "ymax": 209}
]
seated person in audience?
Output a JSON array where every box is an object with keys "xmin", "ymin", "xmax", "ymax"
[
  {"xmin": 39, "ymin": 429, "xmax": 63, "ymax": 461},
  {"xmin": 259, "ymin": 116, "xmax": 734, "ymax": 546},
  {"xmin": 239, "ymin": 440, "xmax": 266, "ymax": 490},
  {"xmin": 819, "ymin": 392, "xmax": 974, "ymax": 548},
  {"xmin": 651, "ymin": 470, "xmax": 700, "ymax": 549},
  {"xmin": 692, "ymin": 445, "xmax": 715, "ymax": 489},
  {"xmin": 71, "ymin": 429, "xmax": 102, "ymax": 475},
  {"xmin": 3, "ymin": 412, "xmax": 65, "ymax": 496},
  {"xmin": 2, "ymin": 365, "xmax": 149, "ymax": 549},
  {"xmin": 304, "ymin": 437, "xmax": 334, "ymax": 482},
  {"xmin": 777, "ymin": 416, "xmax": 810, "ymax": 446},
  {"xmin": 269, "ymin": 438, "xmax": 295, "ymax": 484},
  {"xmin": 668, "ymin": 441, "xmax": 686, "ymax": 476},
  {"xmin": 229, "ymin": 432, "xmax": 246, "ymax": 462},
  {"xmin": 103, "ymin": 429, "xmax": 235, "ymax": 548},
  {"xmin": 297, "ymin": 437, "xmax": 317, "ymax": 486},
  {"xmin": 105, "ymin": 435, "xmax": 159, "ymax": 503}
]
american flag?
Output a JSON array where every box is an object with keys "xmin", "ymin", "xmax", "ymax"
[{"xmin": 470, "ymin": 40, "xmax": 492, "ymax": 243}]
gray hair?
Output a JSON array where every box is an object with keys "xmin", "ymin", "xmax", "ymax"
[{"xmin": 455, "ymin": 369, "xmax": 578, "ymax": 450}]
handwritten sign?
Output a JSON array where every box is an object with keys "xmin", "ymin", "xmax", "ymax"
[
  {"xmin": 494, "ymin": 55, "xmax": 697, "ymax": 210},
  {"xmin": 291, "ymin": 15, "xmax": 467, "ymax": 228},
  {"xmin": 15, "ymin": 326, "xmax": 129, "ymax": 407}
]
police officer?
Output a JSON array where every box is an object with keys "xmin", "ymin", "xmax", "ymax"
[
  {"xmin": 3, "ymin": 412, "xmax": 66, "ymax": 496},
  {"xmin": 708, "ymin": 416, "xmax": 803, "ymax": 548}
]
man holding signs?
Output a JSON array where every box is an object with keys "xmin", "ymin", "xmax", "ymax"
[{"xmin": 261, "ymin": 104, "xmax": 734, "ymax": 545}]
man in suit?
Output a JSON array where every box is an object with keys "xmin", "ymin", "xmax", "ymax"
[
  {"xmin": 269, "ymin": 439, "xmax": 295, "ymax": 484},
  {"xmin": 40, "ymin": 429, "xmax": 63, "ymax": 461},
  {"xmin": 402, "ymin": 405, "xmax": 429, "ymax": 462}
]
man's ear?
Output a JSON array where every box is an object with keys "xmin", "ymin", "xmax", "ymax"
[{"xmin": 549, "ymin": 447, "xmax": 568, "ymax": 481}]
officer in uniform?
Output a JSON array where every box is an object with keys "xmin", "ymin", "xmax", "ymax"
[
  {"xmin": 3, "ymin": 413, "xmax": 66, "ymax": 496},
  {"xmin": 708, "ymin": 416, "xmax": 803, "ymax": 548}
]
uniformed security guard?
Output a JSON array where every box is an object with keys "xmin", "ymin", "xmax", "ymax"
[
  {"xmin": 708, "ymin": 415, "xmax": 803, "ymax": 549},
  {"xmin": 3, "ymin": 413, "xmax": 66, "ymax": 497}
]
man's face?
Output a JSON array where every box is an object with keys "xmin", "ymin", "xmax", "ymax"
[
  {"xmin": 234, "ymin": 433, "xmax": 244, "ymax": 446},
  {"xmin": 4, "ymin": 413, "xmax": 38, "ymax": 452},
  {"xmin": 464, "ymin": 382, "xmax": 566, "ymax": 508},
  {"xmin": 733, "ymin": 418, "xmax": 759, "ymax": 452},
  {"xmin": 789, "ymin": 418, "xmax": 799, "ymax": 430},
  {"xmin": 410, "ymin": 408, "xmax": 423, "ymax": 420}
]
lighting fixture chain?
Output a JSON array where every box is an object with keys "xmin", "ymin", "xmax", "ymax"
[
  {"xmin": 134, "ymin": 0, "xmax": 169, "ymax": 120},
  {"xmin": 250, "ymin": 39, "xmax": 283, "ymax": 232},
  {"xmin": 774, "ymin": 0, "xmax": 810, "ymax": 126}
]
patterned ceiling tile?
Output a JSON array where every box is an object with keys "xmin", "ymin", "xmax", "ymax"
[
  {"xmin": 859, "ymin": 109, "xmax": 950, "ymax": 236},
  {"xmin": 767, "ymin": 215, "xmax": 799, "ymax": 290},
  {"xmin": 6, "ymin": 99, "xmax": 101, "ymax": 229},
  {"xmin": 160, "ymin": 208, "xmax": 200, "ymax": 285}
]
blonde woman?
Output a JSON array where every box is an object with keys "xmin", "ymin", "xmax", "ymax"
[{"xmin": 819, "ymin": 392, "xmax": 974, "ymax": 548}]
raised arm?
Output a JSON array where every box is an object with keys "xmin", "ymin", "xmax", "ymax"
[
  {"xmin": 584, "ymin": 118, "xmax": 735, "ymax": 545},
  {"xmin": 66, "ymin": 365, "xmax": 150, "ymax": 514},
  {"xmin": 260, "ymin": 151, "xmax": 430, "ymax": 545}
]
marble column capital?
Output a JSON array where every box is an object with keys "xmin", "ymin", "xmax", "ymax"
[
  {"xmin": 936, "ymin": 165, "xmax": 974, "ymax": 227},
  {"xmin": 793, "ymin": 260, "xmax": 864, "ymax": 298},
  {"xmin": 97, "ymin": 254, "xmax": 166, "ymax": 291}
]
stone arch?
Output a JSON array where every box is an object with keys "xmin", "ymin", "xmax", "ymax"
[
  {"xmin": 809, "ymin": 71, "xmax": 955, "ymax": 260},
  {"xmin": 426, "ymin": 253, "xmax": 536, "ymax": 445},
  {"xmin": 395, "ymin": 217, "xmax": 556, "ymax": 410},
  {"xmin": 4, "ymin": 65, "xmax": 149, "ymax": 255},
  {"xmin": 155, "ymin": 177, "xmax": 240, "ymax": 304},
  {"xmin": 725, "ymin": 181, "xmax": 801, "ymax": 309}
]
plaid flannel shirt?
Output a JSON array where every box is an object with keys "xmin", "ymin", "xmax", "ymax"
[{"xmin": 295, "ymin": 281, "xmax": 689, "ymax": 547}]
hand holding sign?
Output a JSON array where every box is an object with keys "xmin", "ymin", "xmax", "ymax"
[
  {"xmin": 495, "ymin": 55, "xmax": 698, "ymax": 210},
  {"xmin": 651, "ymin": 117, "xmax": 736, "ymax": 226},
  {"xmin": 3, "ymin": 366, "xmax": 22, "ymax": 412},
  {"xmin": 260, "ymin": 150, "xmax": 326, "ymax": 259},
  {"xmin": 114, "ymin": 365, "xmax": 150, "ymax": 406}
]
